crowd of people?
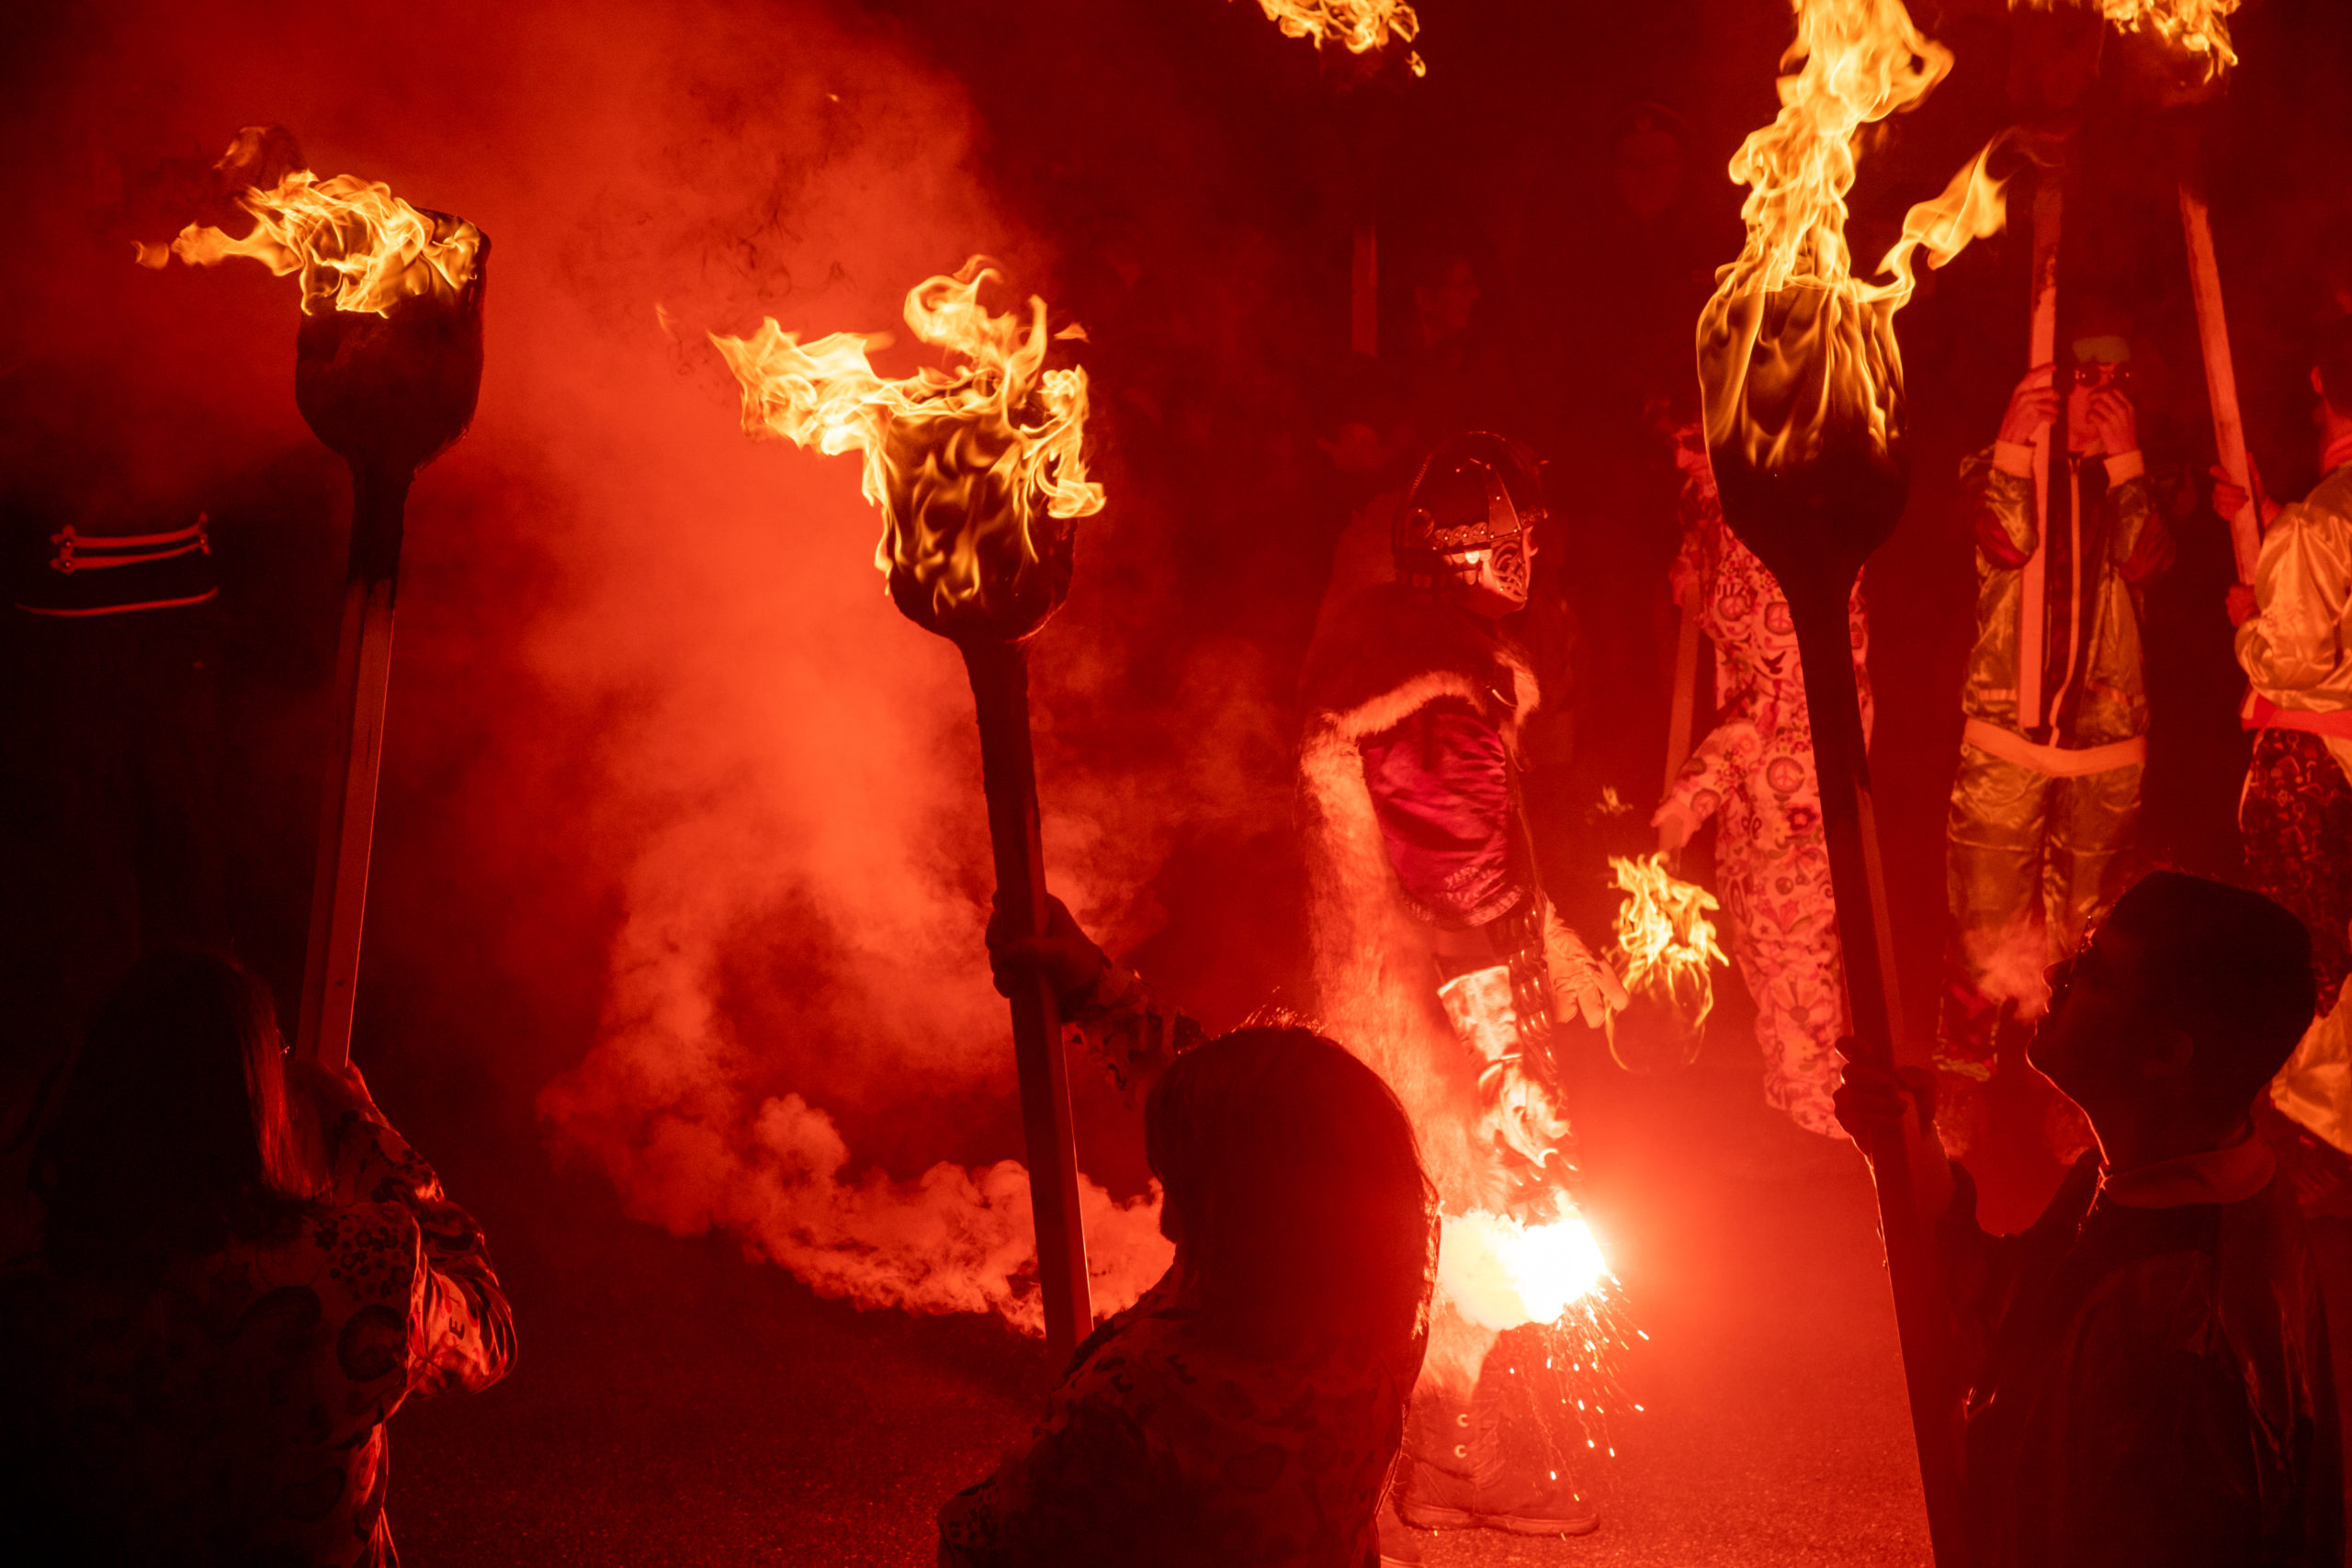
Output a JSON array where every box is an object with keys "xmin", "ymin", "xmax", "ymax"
[{"xmin": 6, "ymin": 62, "xmax": 2352, "ymax": 1568}]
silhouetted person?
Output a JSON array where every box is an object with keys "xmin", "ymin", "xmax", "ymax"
[
  {"xmin": 1839, "ymin": 872, "xmax": 2341, "ymax": 1568},
  {"xmin": 0, "ymin": 952, "xmax": 514, "ymax": 1567},
  {"xmin": 940, "ymin": 904, "xmax": 1434, "ymax": 1568}
]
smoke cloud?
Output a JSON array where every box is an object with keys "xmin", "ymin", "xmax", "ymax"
[{"xmin": 5, "ymin": 0, "xmax": 1211, "ymax": 1334}]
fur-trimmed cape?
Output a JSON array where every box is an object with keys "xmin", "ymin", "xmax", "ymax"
[{"xmin": 1297, "ymin": 584, "xmax": 1539, "ymax": 1213}]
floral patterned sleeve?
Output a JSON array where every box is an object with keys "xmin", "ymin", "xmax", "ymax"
[
  {"xmin": 1061, "ymin": 962, "xmax": 1208, "ymax": 1104},
  {"xmin": 320, "ymin": 1100, "xmax": 514, "ymax": 1398},
  {"xmin": 1668, "ymin": 702, "xmax": 1761, "ymax": 828}
]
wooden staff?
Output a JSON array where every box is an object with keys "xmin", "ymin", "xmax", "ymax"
[
  {"xmin": 1781, "ymin": 559, "xmax": 1962, "ymax": 1566},
  {"xmin": 1662, "ymin": 588, "xmax": 1703, "ymax": 796},
  {"xmin": 295, "ymin": 476, "xmax": 406, "ymax": 1067},
  {"xmin": 289, "ymin": 222, "xmax": 488, "ymax": 1067},
  {"xmin": 2020, "ymin": 175, "xmax": 2063, "ymax": 737},
  {"xmin": 2177, "ymin": 175, "xmax": 2262, "ymax": 583},
  {"xmin": 1706, "ymin": 386, "xmax": 1963, "ymax": 1562},
  {"xmin": 962, "ymin": 640, "xmax": 1093, "ymax": 1364}
]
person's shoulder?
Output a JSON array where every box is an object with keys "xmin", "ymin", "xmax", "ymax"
[
  {"xmin": 2299, "ymin": 464, "xmax": 2352, "ymax": 530},
  {"xmin": 1303, "ymin": 586, "xmax": 1521, "ymax": 732}
]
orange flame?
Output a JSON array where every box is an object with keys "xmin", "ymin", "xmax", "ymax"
[
  {"xmin": 711, "ymin": 260, "xmax": 1104, "ymax": 636},
  {"xmin": 1243, "ymin": 0, "xmax": 1424, "ymax": 76},
  {"xmin": 1438, "ymin": 1197, "xmax": 1610, "ymax": 1332},
  {"xmin": 2019, "ymin": 1, "xmax": 2238, "ymax": 75},
  {"xmin": 141, "ymin": 165, "xmax": 481, "ymax": 318},
  {"xmin": 1699, "ymin": 0, "xmax": 2014, "ymax": 477},
  {"xmin": 1610, "ymin": 852, "xmax": 1731, "ymax": 1030}
]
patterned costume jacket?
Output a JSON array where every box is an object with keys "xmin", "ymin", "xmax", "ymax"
[
  {"xmin": 0, "ymin": 1094, "xmax": 513, "ymax": 1566},
  {"xmin": 1664, "ymin": 458, "xmax": 1871, "ymax": 1136}
]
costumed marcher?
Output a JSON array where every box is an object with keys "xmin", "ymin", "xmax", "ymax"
[
  {"xmin": 1652, "ymin": 423, "xmax": 1870, "ymax": 1142},
  {"xmin": 2227, "ymin": 313, "xmax": 2352, "ymax": 1018},
  {"xmin": 1937, "ymin": 330, "xmax": 2173, "ymax": 1143},
  {"xmin": 1297, "ymin": 432, "xmax": 1627, "ymax": 1547},
  {"xmin": 2221, "ymin": 313, "xmax": 2352, "ymax": 1209}
]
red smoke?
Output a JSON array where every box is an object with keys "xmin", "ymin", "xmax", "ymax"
[{"xmin": 6, "ymin": 0, "xmax": 1199, "ymax": 1332}]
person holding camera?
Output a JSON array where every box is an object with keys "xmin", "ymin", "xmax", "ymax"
[{"xmin": 1937, "ymin": 320, "xmax": 2175, "ymax": 1151}]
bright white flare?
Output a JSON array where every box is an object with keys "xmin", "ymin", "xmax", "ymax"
[{"xmin": 1439, "ymin": 1204, "xmax": 1609, "ymax": 1331}]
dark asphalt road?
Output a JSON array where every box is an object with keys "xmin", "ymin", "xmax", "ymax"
[{"xmin": 382, "ymin": 983, "xmax": 2035, "ymax": 1568}]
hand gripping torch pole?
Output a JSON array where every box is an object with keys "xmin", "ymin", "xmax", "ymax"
[{"xmin": 291, "ymin": 227, "xmax": 488, "ymax": 1068}]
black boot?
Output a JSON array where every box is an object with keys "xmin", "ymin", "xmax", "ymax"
[{"xmin": 1394, "ymin": 1385, "xmax": 1600, "ymax": 1536}]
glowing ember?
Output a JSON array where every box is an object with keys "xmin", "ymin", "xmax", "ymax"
[
  {"xmin": 1699, "ymin": 0, "xmax": 2014, "ymax": 479},
  {"xmin": 1243, "ymin": 0, "xmax": 1424, "ymax": 76},
  {"xmin": 1610, "ymin": 852, "xmax": 1731, "ymax": 1031},
  {"xmin": 1438, "ymin": 1200, "xmax": 1610, "ymax": 1332},
  {"xmin": 141, "ymin": 147, "xmax": 481, "ymax": 318},
  {"xmin": 711, "ymin": 259, "xmax": 1104, "ymax": 639}
]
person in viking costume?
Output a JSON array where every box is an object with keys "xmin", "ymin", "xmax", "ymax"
[{"xmin": 1297, "ymin": 430, "xmax": 1626, "ymax": 1545}]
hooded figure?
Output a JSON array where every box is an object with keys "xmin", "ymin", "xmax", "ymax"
[{"xmin": 1298, "ymin": 431, "xmax": 1625, "ymax": 1545}]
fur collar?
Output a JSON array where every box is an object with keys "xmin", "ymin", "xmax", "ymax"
[{"xmin": 1301, "ymin": 583, "xmax": 1538, "ymax": 742}]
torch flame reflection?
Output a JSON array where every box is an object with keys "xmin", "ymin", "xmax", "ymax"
[
  {"xmin": 1439, "ymin": 1199, "xmax": 1610, "ymax": 1333},
  {"xmin": 1610, "ymin": 852, "xmax": 1732, "ymax": 1032},
  {"xmin": 1699, "ymin": 0, "xmax": 2014, "ymax": 479},
  {"xmin": 712, "ymin": 259, "xmax": 1104, "ymax": 637},
  {"xmin": 144, "ymin": 157, "xmax": 481, "ymax": 318},
  {"xmin": 1244, "ymin": 0, "xmax": 1425, "ymax": 76}
]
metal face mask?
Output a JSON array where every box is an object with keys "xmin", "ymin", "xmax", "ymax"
[{"xmin": 1396, "ymin": 447, "xmax": 1537, "ymax": 610}]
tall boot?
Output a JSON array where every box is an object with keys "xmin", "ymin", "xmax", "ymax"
[{"xmin": 1394, "ymin": 1383, "xmax": 1599, "ymax": 1536}]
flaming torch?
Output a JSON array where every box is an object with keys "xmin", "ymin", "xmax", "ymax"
[
  {"xmin": 1241, "ymin": 0, "xmax": 1424, "ymax": 77},
  {"xmin": 144, "ymin": 129, "xmax": 488, "ymax": 1070},
  {"xmin": 1606, "ymin": 852, "xmax": 1730, "ymax": 1072},
  {"xmin": 713, "ymin": 261, "xmax": 1106, "ymax": 1363},
  {"xmin": 1697, "ymin": 4, "xmax": 2016, "ymax": 1560}
]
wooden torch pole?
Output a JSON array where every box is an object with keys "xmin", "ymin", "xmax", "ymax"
[
  {"xmin": 960, "ymin": 638, "xmax": 1094, "ymax": 1367},
  {"xmin": 2178, "ymin": 174, "xmax": 2263, "ymax": 583},
  {"xmin": 1783, "ymin": 569, "xmax": 1965, "ymax": 1565},
  {"xmin": 2020, "ymin": 175, "xmax": 2063, "ymax": 737},
  {"xmin": 296, "ymin": 468, "xmax": 410, "ymax": 1069}
]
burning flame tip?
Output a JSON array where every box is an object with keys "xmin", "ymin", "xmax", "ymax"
[
  {"xmin": 1700, "ymin": 0, "xmax": 2013, "ymax": 475},
  {"xmin": 1245, "ymin": 0, "xmax": 1424, "ymax": 73},
  {"xmin": 147, "ymin": 152, "xmax": 480, "ymax": 317},
  {"xmin": 712, "ymin": 263, "xmax": 1104, "ymax": 632},
  {"xmin": 1611, "ymin": 852, "xmax": 1729, "ymax": 1030}
]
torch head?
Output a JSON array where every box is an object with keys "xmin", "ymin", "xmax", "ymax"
[
  {"xmin": 294, "ymin": 218, "xmax": 489, "ymax": 480},
  {"xmin": 877, "ymin": 403, "xmax": 1079, "ymax": 649},
  {"xmin": 1699, "ymin": 284, "xmax": 1908, "ymax": 614}
]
